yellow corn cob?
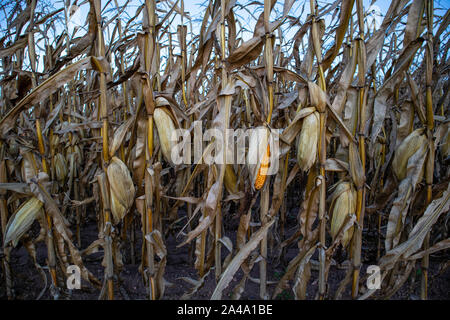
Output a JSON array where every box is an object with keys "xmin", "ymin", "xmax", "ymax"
[{"xmin": 254, "ymin": 145, "xmax": 270, "ymax": 190}]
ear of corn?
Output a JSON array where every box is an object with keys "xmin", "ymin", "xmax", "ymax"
[
  {"xmin": 349, "ymin": 142, "xmax": 365, "ymax": 189},
  {"xmin": 107, "ymin": 156, "xmax": 135, "ymax": 224},
  {"xmin": 224, "ymin": 164, "xmax": 238, "ymax": 194},
  {"xmin": 330, "ymin": 182, "xmax": 356, "ymax": 247},
  {"xmin": 4, "ymin": 197, "xmax": 43, "ymax": 247},
  {"xmin": 308, "ymin": 82, "xmax": 327, "ymax": 113},
  {"xmin": 155, "ymin": 96, "xmax": 170, "ymax": 107},
  {"xmin": 110, "ymin": 191, "xmax": 127, "ymax": 225},
  {"xmin": 54, "ymin": 153, "xmax": 68, "ymax": 183},
  {"xmin": 392, "ymin": 128, "xmax": 427, "ymax": 180},
  {"xmin": 21, "ymin": 152, "xmax": 37, "ymax": 183},
  {"xmin": 153, "ymin": 107, "xmax": 177, "ymax": 166},
  {"xmin": 248, "ymin": 126, "xmax": 270, "ymax": 190},
  {"xmin": 297, "ymin": 111, "xmax": 319, "ymax": 171}
]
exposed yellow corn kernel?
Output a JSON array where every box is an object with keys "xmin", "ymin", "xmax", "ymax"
[{"xmin": 254, "ymin": 145, "xmax": 270, "ymax": 190}]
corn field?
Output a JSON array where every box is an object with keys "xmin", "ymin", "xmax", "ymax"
[{"xmin": 0, "ymin": 0, "xmax": 449, "ymax": 300}]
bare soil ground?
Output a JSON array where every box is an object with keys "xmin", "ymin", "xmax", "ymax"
[{"xmin": 1, "ymin": 208, "xmax": 449, "ymax": 300}]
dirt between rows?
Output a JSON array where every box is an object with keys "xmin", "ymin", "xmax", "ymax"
[{"xmin": 1, "ymin": 208, "xmax": 449, "ymax": 300}]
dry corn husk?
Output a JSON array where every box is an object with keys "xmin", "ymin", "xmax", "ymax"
[
  {"xmin": 71, "ymin": 133, "xmax": 80, "ymax": 145},
  {"xmin": 349, "ymin": 142, "xmax": 365, "ymax": 189},
  {"xmin": 50, "ymin": 134, "xmax": 60, "ymax": 150},
  {"xmin": 392, "ymin": 128, "xmax": 427, "ymax": 181},
  {"xmin": 50, "ymin": 134, "xmax": 59, "ymax": 150},
  {"xmin": 248, "ymin": 126, "xmax": 270, "ymax": 190},
  {"xmin": 330, "ymin": 181, "xmax": 356, "ymax": 247},
  {"xmin": 297, "ymin": 111, "xmax": 319, "ymax": 171},
  {"xmin": 425, "ymin": 137, "xmax": 434, "ymax": 186},
  {"xmin": 153, "ymin": 107, "xmax": 177, "ymax": 166},
  {"xmin": 0, "ymin": 161, "xmax": 7, "ymax": 196},
  {"xmin": 6, "ymin": 159, "xmax": 14, "ymax": 177},
  {"xmin": 373, "ymin": 138, "xmax": 385, "ymax": 169},
  {"xmin": 224, "ymin": 164, "xmax": 238, "ymax": 194},
  {"xmin": 4, "ymin": 197, "xmax": 43, "ymax": 247},
  {"xmin": 73, "ymin": 144, "xmax": 83, "ymax": 164},
  {"xmin": 54, "ymin": 153, "xmax": 68, "ymax": 183},
  {"xmin": 8, "ymin": 140, "xmax": 19, "ymax": 157},
  {"xmin": 107, "ymin": 156, "xmax": 135, "ymax": 224},
  {"xmin": 308, "ymin": 82, "xmax": 327, "ymax": 113},
  {"xmin": 21, "ymin": 152, "xmax": 37, "ymax": 183},
  {"xmin": 156, "ymin": 96, "xmax": 170, "ymax": 107},
  {"xmin": 442, "ymin": 129, "xmax": 450, "ymax": 158},
  {"xmin": 110, "ymin": 191, "xmax": 126, "ymax": 224}
]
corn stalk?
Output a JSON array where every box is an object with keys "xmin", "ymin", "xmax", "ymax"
[
  {"xmin": 351, "ymin": 0, "xmax": 367, "ymax": 299},
  {"xmin": 421, "ymin": 0, "xmax": 435, "ymax": 300}
]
